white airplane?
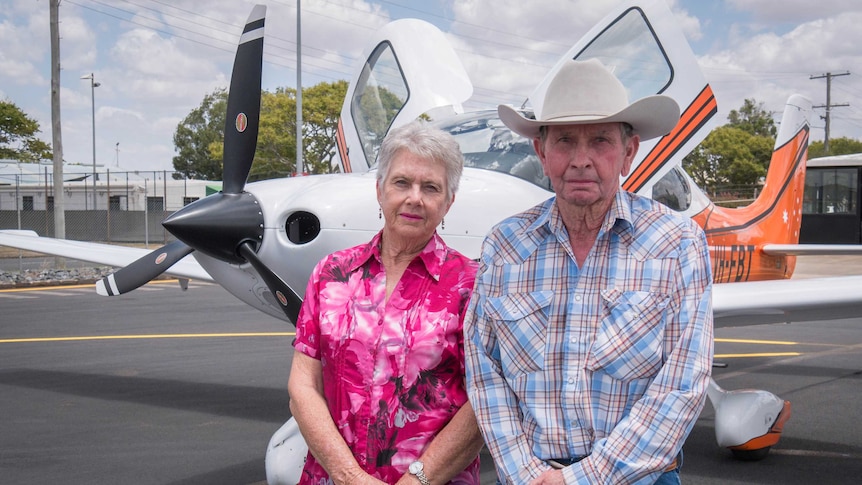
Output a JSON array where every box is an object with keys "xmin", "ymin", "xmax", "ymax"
[{"xmin": 4, "ymin": 1, "xmax": 862, "ymax": 482}]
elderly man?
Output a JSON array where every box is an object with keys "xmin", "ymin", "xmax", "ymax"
[{"xmin": 464, "ymin": 58, "xmax": 713, "ymax": 485}]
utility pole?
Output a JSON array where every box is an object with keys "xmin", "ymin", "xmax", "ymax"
[
  {"xmin": 810, "ymin": 71, "xmax": 850, "ymax": 154},
  {"xmin": 49, "ymin": 0, "xmax": 66, "ymax": 266},
  {"xmin": 296, "ymin": 0, "xmax": 303, "ymax": 176},
  {"xmin": 81, "ymin": 73, "xmax": 100, "ymax": 210}
]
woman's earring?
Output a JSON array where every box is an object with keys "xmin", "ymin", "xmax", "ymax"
[
  {"xmin": 378, "ymin": 207, "xmax": 382, "ymax": 219},
  {"xmin": 441, "ymin": 218, "xmax": 445, "ymax": 230}
]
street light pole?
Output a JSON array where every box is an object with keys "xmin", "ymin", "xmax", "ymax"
[{"xmin": 81, "ymin": 73, "xmax": 100, "ymax": 210}]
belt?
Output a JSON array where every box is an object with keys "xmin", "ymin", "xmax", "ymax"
[{"xmin": 547, "ymin": 456, "xmax": 679, "ymax": 472}]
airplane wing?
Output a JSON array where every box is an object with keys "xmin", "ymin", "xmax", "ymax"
[
  {"xmin": 763, "ymin": 244, "xmax": 862, "ymax": 256},
  {"xmin": 714, "ymin": 276, "xmax": 862, "ymax": 327},
  {"xmin": 0, "ymin": 230, "xmax": 212, "ymax": 283}
]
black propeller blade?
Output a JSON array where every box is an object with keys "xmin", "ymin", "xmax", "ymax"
[
  {"xmin": 159, "ymin": 5, "xmax": 303, "ymax": 321},
  {"xmin": 96, "ymin": 5, "xmax": 302, "ymax": 322},
  {"xmin": 95, "ymin": 240, "xmax": 193, "ymax": 296},
  {"xmin": 162, "ymin": 3, "xmax": 266, "ymax": 265},
  {"xmin": 222, "ymin": 4, "xmax": 265, "ymax": 195},
  {"xmin": 237, "ymin": 242, "xmax": 302, "ymax": 323},
  {"xmin": 94, "ymin": 6, "xmax": 267, "ymax": 297}
]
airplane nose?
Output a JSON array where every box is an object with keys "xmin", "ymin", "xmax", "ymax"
[{"xmin": 163, "ymin": 191, "xmax": 264, "ymax": 264}]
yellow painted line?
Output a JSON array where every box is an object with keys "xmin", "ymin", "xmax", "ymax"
[
  {"xmin": 0, "ymin": 279, "xmax": 181, "ymax": 293},
  {"xmin": 715, "ymin": 338, "xmax": 798, "ymax": 345},
  {"xmin": 715, "ymin": 352, "xmax": 801, "ymax": 358},
  {"xmin": 0, "ymin": 332, "xmax": 295, "ymax": 344}
]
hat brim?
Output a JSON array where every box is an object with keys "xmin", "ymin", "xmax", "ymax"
[{"xmin": 499, "ymin": 95, "xmax": 680, "ymax": 141}]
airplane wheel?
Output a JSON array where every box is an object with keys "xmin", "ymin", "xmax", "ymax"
[{"xmin": 731, "ymin": 447, "xmax": 771, "ymax": 461}]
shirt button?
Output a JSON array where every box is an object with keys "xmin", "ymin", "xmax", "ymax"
[
  {"xmin": 570, "ymin": 336, "xmax": 578, "ymax": 343},
  {"xmin": 568, "ymin": 377, "xmax": 575, "ymax": 384},
  {"xmin": 575, "ymin": 295, "xmax": 582, "ymax": 301}
]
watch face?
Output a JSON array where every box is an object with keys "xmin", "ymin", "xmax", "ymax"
[{"xmin": 409, "ymin": 461, "xmax": 423, "ymax": 474}]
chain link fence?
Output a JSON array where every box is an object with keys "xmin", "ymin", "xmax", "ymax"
[{"xmin": 0, "ymin": 168, "xmax": 218, "ymax": 246}]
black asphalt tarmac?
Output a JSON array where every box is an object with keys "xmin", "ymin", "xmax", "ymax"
[{"xmin": 2, "ymin": 256, "xmax": 861, "ymax": 484}]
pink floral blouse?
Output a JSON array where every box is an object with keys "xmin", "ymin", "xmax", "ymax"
[{"xmin": 293, "ymin": 231, "xmax": 480, "ymax": 484}]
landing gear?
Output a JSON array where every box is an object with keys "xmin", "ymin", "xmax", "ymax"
[{"xmin": 707, "ymin": 378, "xmax": 792, "ymax": 461}]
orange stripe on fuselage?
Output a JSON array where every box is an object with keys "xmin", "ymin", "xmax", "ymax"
[
  {"xmin": 336, "ymin": 117, "xmax": 352, "ymax": 173},
  {"xmin": 623, "ymin": 85, "xmax": 717, "ymax": 193},
  {"xmin": 693, "ymin": 128, "xmax": 810, "ymax": 282}
]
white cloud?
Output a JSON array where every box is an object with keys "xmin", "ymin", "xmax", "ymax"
[
  {"xmin": 5, "ymin": 0, "xmax": 862, "ymax": 176},
  {"xmin": 698, "ymin": 10, "xmax": 862, "ymax": 140},
  {"xmin": 726, "ymin": 0, "xmax": 862, "ymax": 23}
]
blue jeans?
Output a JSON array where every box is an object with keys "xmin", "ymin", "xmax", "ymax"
[
  {"xmin": 653, "ymin": 468, "xmax": 680, "ymax": 485},
  {"xmin": 653, "ymin": 450, "xmax": 683, "ymax": 485}
]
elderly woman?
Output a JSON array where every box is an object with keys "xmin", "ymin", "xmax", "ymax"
[{"xmin": 288, "ymin": 120, "xmax": 484, "ymax": 485}]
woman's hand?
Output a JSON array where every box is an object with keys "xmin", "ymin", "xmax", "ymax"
[
  {"xmin": 529, "ymin": 468, "xmax": 566, "ymax": 485},
  {"xmin": 332, "ymin": 465, "xmax": 388, "ymax": 485}
]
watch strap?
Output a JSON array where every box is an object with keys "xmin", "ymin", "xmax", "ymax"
[{"xmin": 409, "ymin": 461, "xmax": 431, "ymax": 485}]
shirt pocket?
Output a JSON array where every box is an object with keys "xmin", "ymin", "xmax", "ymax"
[
  {"xmin": 586, "ymin": 289, "xmax": 670, "ymax": 381},
  {"xmin": 484, "ymin": 290, "xmax": 553, "ymax": 378}
]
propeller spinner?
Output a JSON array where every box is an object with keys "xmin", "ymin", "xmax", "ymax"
[{"xmin": 95, "ymin": 4, "xmax": 302, "ymax": 323}]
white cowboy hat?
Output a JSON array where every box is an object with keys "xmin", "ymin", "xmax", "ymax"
[{"xmin": 499, "ymin": 58, "xmax": 680, "ymax": 141}]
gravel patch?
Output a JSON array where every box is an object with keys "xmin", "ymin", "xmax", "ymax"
[{"xmin": 0, "ymin": 266, "xmax": 115, "ymax": 289}]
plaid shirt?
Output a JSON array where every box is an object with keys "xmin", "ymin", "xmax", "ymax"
[{"xmin": 464, "ymin": 191, "xmax": 713, "ymax": 484}]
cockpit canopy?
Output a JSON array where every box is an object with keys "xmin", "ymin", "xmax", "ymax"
[{"xmin": 433, "ymin": 109, "xmax": 693, "ymax": 212}]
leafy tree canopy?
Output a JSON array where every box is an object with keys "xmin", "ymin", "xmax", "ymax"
[
  {"xmin": 683, "ymin": 98, "xmax": 777, "ymax": 194},
  {"xmin": 0, "ymin": 100, "xmax": 52, "ymax": 162},
  {"xmin": 174, "ymin": 80, "xmax": 349, "ymax": 182},
  {"xmin": 727, "ymin": 98, "xmax": 777, "ymax": 138},
  {"xmin": 809, "ymin": 137, "xmax": 862, "ymax": 159},
  {"xmin": 683, "ymin": 126, "xmax": 769, "ymax": 193},
  {"xmin": 172, "ymin": 88, "xmax": 227, "ymax": 180}
]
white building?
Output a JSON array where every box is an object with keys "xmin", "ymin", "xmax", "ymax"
[{"xmin": 0, "ymin": 160, "xmax": 220, "ymax": 212}]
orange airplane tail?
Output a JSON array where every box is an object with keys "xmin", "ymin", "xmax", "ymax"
[{"xmin": 693, "ymin": 95, "xmax": 812, "ymax": 282}]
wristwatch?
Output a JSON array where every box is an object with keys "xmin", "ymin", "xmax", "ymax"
[{"xmin": 408, "ymin": 460, "xmax": 431, "ymax": 485}]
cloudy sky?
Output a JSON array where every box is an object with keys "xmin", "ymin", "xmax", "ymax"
[{"xmin": 2, "ymin": 0, "xmax": 862, "ymax": 173}]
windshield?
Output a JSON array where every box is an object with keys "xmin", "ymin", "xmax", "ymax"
[
  {"xmin": 350, "ymin": 41, "xmax": 410, "ymax": 167},
  {"xmin": 435, "ymin": 111, "xmax": 551, "ymax": 191}
]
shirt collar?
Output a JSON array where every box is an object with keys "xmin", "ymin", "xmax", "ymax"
[
  {"xmin": 349, "ymin": 230, "xmax": 448, "ymax": 282},
  {"xmin": 531, "ymin": 190, "xmax": 635, "ymax": 239}
]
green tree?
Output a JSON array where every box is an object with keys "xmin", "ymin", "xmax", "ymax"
[
  {"xmin": 809, "ymin": 137, "xmax": 862, "ymax": 158},
  {"xmin": 248, "ymin": 87, "xmax": 297, "ymax": 181},
  {"xmin": 0, "ymin": 100, "xmax": 52, "ymax": 162},
  {"xmin": 172, "ymin": 89, "xmax": 228, "ymax": 180},
  {"xmin": 302, "ymin": 80, "xmax": 348, "ymax": 174},
  {"xmin": 727, "ymin": 98, "xmax": 777, "ymax": 138},
  {"xmin": 683, "ymin": 98, "xmax": 776, "ymax": 196},
  {"xmin": 183, "ymin": 81, "xmax": 349, "ymax": 182},
  {"xmin": 682, "ymin": 126, "xmax": 767, "ymax": 194}
]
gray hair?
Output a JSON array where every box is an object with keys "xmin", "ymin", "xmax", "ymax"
[{"xmin": 376, "ymin": 120, "xmax": 464, "ymax": 202}]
